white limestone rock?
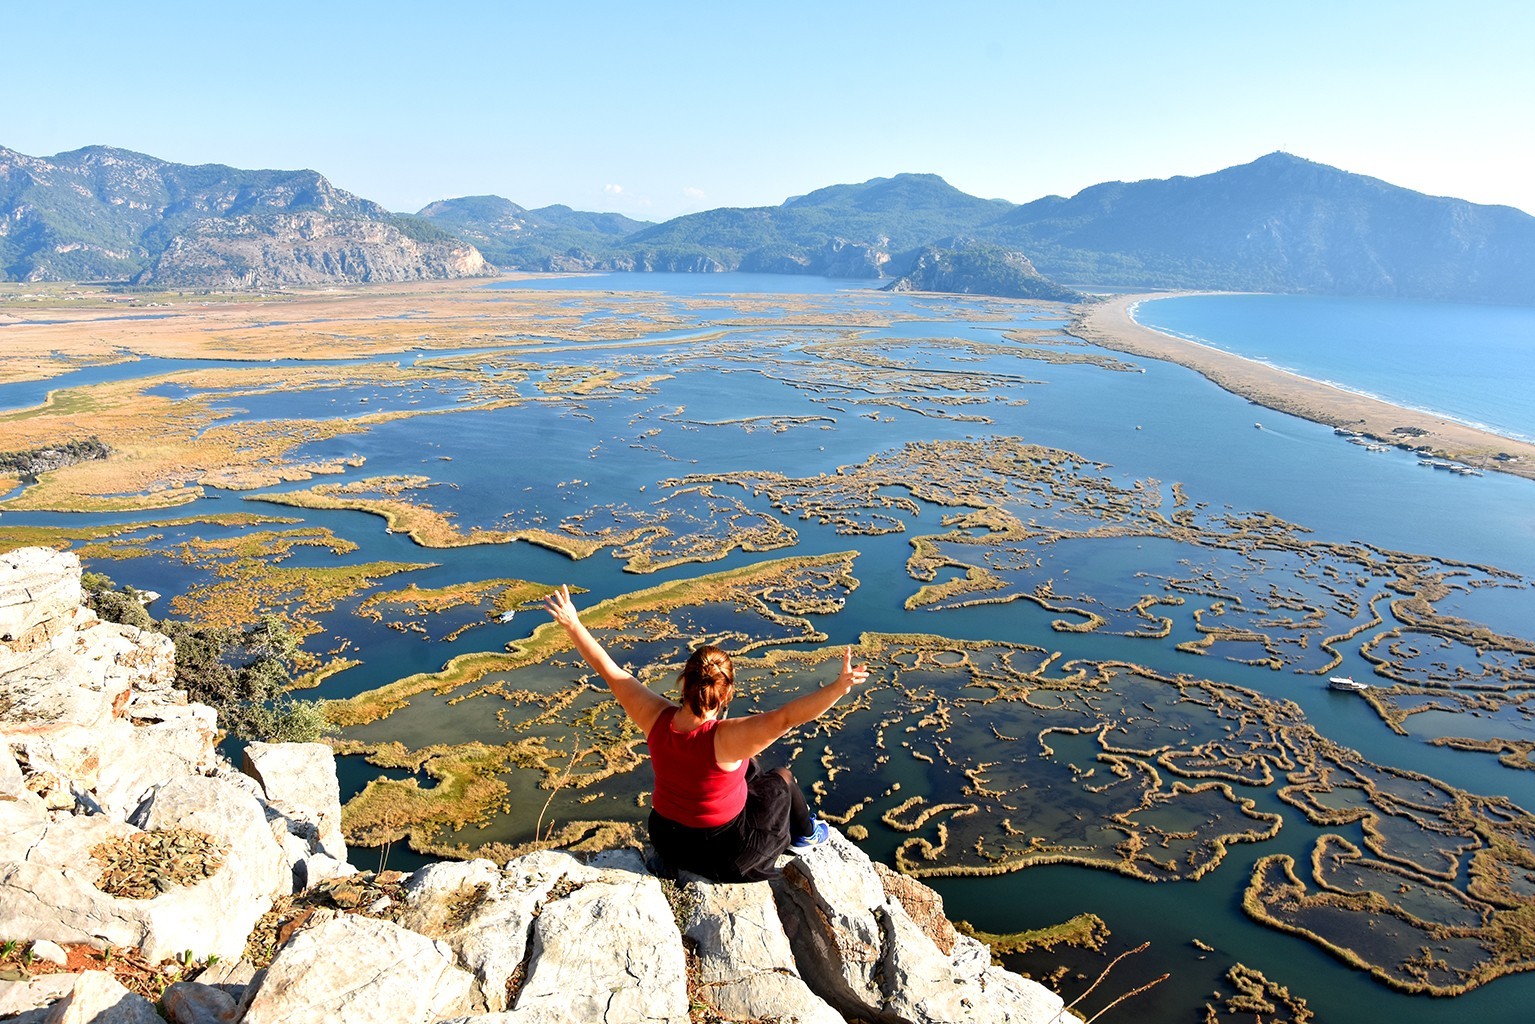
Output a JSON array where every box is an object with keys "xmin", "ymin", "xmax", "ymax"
[
  {"xmin": 0, "ymin": 800, "xmax": 296, "ymax": 962},
  {"xmin": 505, "ymin": 849, "xmax": 690, "ymax": 1024},
  {"xmin": 294, "ymin": 849, "xmax": 357, "ymax": 890},
  {"xmin": 0, "ymin": 813, "xmax": 152, "ymax": 952},
  {"xmin": 0, "ymin": 743, "xmax": 25, "ymax": 800},
  {"xmin": 134, "ymin": 775, "xmax": 286, "ymax": 891},
  {"xmin": 0, "ymin": 633, "xmax": 121, "ymax": 733},
  {"xmin": 774, "ymin": 829, "xmax": 887, "ymax": 1010},
  {"xmin": 30, "ymin": 938, "xmax": 69, "ymax": 966},
  {"xmin": 0, "ymin": 548, "xmax": 82, "ymax": 652},
  {"xmin": 241, "ymin": 741, "xmax": 346, "ymax": 861},
  {"xmin": 11, "ymin": 712, "xmax": 217, "ymax": 822},
  {"xmin": 0, "ymin": 773, "xmax": 50, "ymax": 853},
  {"xmin": 679, "ymin": 873, "xmax": 842, "ymax": 1024},
  {"xmin": 241, "ymin": 912, "xmax": 475, "ymax": 1024},
  {"xmin": 1, "ymin": 614, "xmax": 175, "ymax": 735},
  {"xmin": 41, "ymin": 970, "xmax": 162, "ymax": 1024},
  {"xmin": 0, "ymin": 549, "xmax": 179, "ymax": 765},
  {"xmin": 396, "ymin": 857, "xmax": 505, "ymax": 934},
  {"xmin": 398, "ymin": 852, "xmax": 586, "ymax": 1013},
  {"xmin": 127, "ymin": 775, "xmax": 288, "ymax": 957},
  {"xmin": 0, "ymin": 973, "xmax": 77, "ymax": 1020},
  {"xmin": 776, "ymin": 827, "xmax": 1070, "ymax": 1024}
]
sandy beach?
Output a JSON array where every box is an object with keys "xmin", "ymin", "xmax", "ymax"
[{"xmin": 1069, "ymin": 293, "xmax": 1535, "ymax": 483}]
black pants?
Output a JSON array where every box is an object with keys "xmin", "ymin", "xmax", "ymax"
[{"xmin": 649, "ymin": 760, "xmax": 813, "ymax": 882}]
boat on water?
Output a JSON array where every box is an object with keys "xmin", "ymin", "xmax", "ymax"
[
  {"xmin": 1418, "ymin": 459, "xmax": 1484, "ymax": 476},
  {"xmin": 1328, "ymin": 675, "xmax": 1371, "ymax": 692}
]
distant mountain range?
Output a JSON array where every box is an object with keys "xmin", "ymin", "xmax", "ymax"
[
  {"xmin": 0, "ymin": 146, "xmax": 490, "ymax": 289},
  {"xmin": 4, "ymin": 144, "xmax": 1534, "ymax": 304},
  {"xmin": 413, "ymin": 195, "xmax": 650, "ymax": 272}
]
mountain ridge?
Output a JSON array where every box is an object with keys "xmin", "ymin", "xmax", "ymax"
[
  {"xmin": 988, "ymin": 152, "xmax": 1535, "ymax": 302},
  {"xmin": 0, "ymin": 145, "xmax": 492, "ymax": 288},
  {"xmin": 6, "ymin": 143, "xmax": 1535, "ymax": 304},
  {"xmin": 414, "ymin": 153, "xmax": 1535, "ymax": 304}
]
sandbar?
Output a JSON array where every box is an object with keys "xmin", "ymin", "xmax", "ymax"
[{"xmin": 1069, "ymin": 293, "xmax": 1535, "ymax": 482}]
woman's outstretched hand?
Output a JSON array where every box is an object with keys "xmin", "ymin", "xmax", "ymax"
[
  {"xmin": 544, "ymin": 585, "xmax": 581, "ymax": 631},
  {"xmin": 832, "ymin": 646, "xmax": 870, "ymax": 696}
]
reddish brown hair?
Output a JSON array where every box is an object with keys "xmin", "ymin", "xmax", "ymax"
[{"xmin": 679, "ymin": 645, "xmax": 733, "ymax": 717}]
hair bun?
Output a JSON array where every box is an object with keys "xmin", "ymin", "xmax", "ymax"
[{"xmin": 680, "ymin": 645, "xmax": 734, "ymax": 716}]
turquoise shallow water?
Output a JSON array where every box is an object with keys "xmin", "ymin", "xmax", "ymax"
[
  {"xmin": 1134, "ymin": 292, "xmax": 1535, "ymax": 442},
  {"xmin": 6, "ymin": 275, "xmax": 1535, "ymax": 1022}
]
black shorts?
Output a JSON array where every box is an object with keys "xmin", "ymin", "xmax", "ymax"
[{"xmin": 648, "ymin": 759, "xmax": 794, "ymax": 882}]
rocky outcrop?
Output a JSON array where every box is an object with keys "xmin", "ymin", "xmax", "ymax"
[
  {"xmin": 680, "ymin": 872, "xmax": 844, "ymax": 1023},
  {"xmin": 0, "ymin": 547, "xmax": 1072, "ymax": 1023},
  {"xmin": 133, "ymin": 212, "xmax": 493, "ymax": 290},
  {"xmin": 241, "ymin": 742, "xmax": 346, "ymax": 864},
  {"xmin": 779, "ymin": 833, "xmax": 1065, "ymax": 1023},
  {"xmin": 0, "ymin": 548, "xmax": 339, "ymax": 969},
  {"xmin": 604, "ymin": 251, "xmax": 729, "ymax": 274},
  {"xmin": 242, "ymin": 913, "xmax": 475, "ymax": 1024},
  {"xmin": 816, "ymin": 237, "xmax": 891, "ymax": 278},
  {"xmin": 0, "ymin": 144, "xmax": 494, "ymax": 289},
  {"xmin": 34, "ymin": 970, "xmax": 163, "ymax": 1023},
  {"xmin": 883, "ymin": 243, "xmax": 1083, "ymax": 302}
]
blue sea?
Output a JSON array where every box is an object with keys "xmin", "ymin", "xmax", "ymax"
[{"xmin": 1133, "ymin": 293, "xmax": 1535, "ymax": 443}]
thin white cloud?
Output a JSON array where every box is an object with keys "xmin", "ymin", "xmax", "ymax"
[
  {"xmin": 603, "ymin": 183, "xmax": 624, "ymax": 195},
  {"xmin": 681, "ymin": 186, "xmax": 706, "ymax": 201}
]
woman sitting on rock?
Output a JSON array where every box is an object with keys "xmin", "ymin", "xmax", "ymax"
[{"xmin": 544, "ymin": 585, "xmax": 869, "ymax": 881}]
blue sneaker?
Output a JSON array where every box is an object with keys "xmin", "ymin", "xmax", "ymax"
[{"xmin": 791, "ymin": 817, "xmax": 830, "ymax": 849}]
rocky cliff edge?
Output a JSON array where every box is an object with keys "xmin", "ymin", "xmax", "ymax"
[{"xmin": 0, "ymin": 547, "xmax": 1072, "ymax": 1024}]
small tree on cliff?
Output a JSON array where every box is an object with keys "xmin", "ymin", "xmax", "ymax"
[{"xmin": 84, "ymin": 575, "xmax": 331, "ymax": 743}]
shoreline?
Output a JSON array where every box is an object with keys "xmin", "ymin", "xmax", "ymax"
[{"xmin": 1068, "ymin": 293, "xmax": 1535, "ymax": 484}]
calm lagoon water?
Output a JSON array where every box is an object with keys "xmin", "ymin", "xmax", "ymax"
[
  {"xmin": 7, "ymin": 275, "xmax": 1535, "ymax": 1022},
  {"xmin": 491, "ymin": 271, "xmax": 886, "ymax": 295}
]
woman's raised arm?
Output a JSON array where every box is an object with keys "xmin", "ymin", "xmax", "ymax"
[
  {"xmin": 713, "ymin": 647, "xmax": 869, "ymax": 764},
  {"xmin": 544, "ymin": 585, "xmax": 671, "ymax": 735}
]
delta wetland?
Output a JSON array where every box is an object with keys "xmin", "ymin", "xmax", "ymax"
[{"xmin": 4, "ymin": 274, "xmax": 1535, "ymax": 1021}]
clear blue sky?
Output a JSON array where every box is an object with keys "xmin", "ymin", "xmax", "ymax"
[{"xmin": 8, "ymin": 1, "xmax": 1533, "ymax": 220}]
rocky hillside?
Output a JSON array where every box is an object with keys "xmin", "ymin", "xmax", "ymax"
[
  {"xmin": 884, "ymin": 242, "xmax": 1085, "ymax": 301},
  {"xmin": 0, "ymin": 548, "xmax": 1072, "ymax": 1023},
  {"xmin": 0, "ymin": 146, "xmax": 493, "ymax": 289}
]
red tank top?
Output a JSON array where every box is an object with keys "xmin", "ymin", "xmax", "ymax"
[{"xmin": 647, "ymin": 706, "xmax": 747, "ymax": 827}]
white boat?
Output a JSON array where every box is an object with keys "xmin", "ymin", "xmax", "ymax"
[
  {"xmin": 498, "ymin": 610, "xmax": 516, "ymax": 623},
  {"xmin": 1329, "ymin": 675, "xmax": 1370, "ymax": 692}
]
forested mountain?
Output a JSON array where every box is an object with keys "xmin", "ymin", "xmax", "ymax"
[
  {"xmin": 420, "ymin": 155, "xmax": 1535, "ymax": 304},
  {"xmin": 414, "ymin": 173, "xmax": 1006, "ymax": 278},
  {"xmin": 990, "ymin": 153, "xmax": 1535, "ymax": 303},
  {"xmin": 7, "ymin": 143, "xmax": 1535, "ymax": 304},
  {"xmin": 618, "ymin": 173, "xmax": 1011, "ymax": 272},
  {"xmin": 0, "ymin": 146, "xmax": 490, "ymax": 288},
  {"xmin": 414, "ymin": 195, "xmax": 649, "ymax": 270}
]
